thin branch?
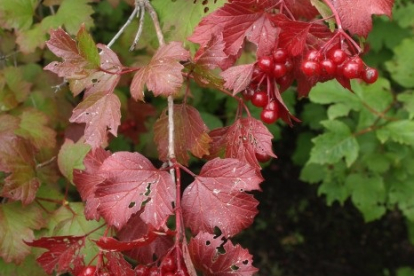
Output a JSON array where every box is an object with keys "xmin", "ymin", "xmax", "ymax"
[
  {"xmin": 145, "ymin": 1, "xmax": 165, "ymax": 46},
  {"xmin": 107, "ymin": 6, "xmax": 139, "ymax": 48},
  {"xmin": 130, "ymin": 4, "xmax": 146, "ymax": 51}
]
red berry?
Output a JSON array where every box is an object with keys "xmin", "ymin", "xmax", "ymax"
[
  {"xmin": 265, "ymin": 100, "xmax": 278, "ymax": 111},
  {"xmin": 273, "ymin": 63, "xmax": 287, "ymax": 78},
  {"xmin": 301, "ymin": 61, "xmax": 321, "ymax": 77},
  {"xmin": 342, "ymin": 60, "xmax": 362, "ymax": 79},
  {"xmin": 77, "ymin": 266, "xmax": 97, "ymax": 276},
  {"xmin": 251, "ymin": 91, "xmax": 268, "ymax": 107},
  {"xmin": 255, "ymin": 151, "xmax": 272, "ymax": 163},
  {"xmin": 362, "ymin": 67, "xmax": 378, "ymax": 84},
  {"xmin": 242, "ymin": 86, "xmax": 255, "ymax": 101},
  {"xmin": 164, "ymin": 273, "xmax": 175, "ymax": 276},
  {"xmin": 149, "ymin": 267, "xmax": 159, "ymax": 276},
  {"xmin": 320, "ymin": 59, "xmax": 336, "ymax": 77},
  {"xmin": 272, "ymin": 48, "xmax": 288, "ymax": 63},
  {"xmin": 161, "ymin": 255, "xmax": 177, "ymax": 272},
  {"xmin": 351, "ymin": 56, "xmax": 364, "ymax": 68},
  {"xmin": 251, "ymin": 66, "xmax": 265, "ymax": 83},
  {"xmin": 328, "ymin": 48, "xmax": 347, "ymax": 65},
  {"xmin": 135, "ymin": 265, "xmax": 150, "ymax": 276},
  {"xmin": 260, "ymin": 108, "xmax": 278, "ymax": 124},
  {"xmin": 277, "ymin": 75, "xmax": 292, "ymax": 88},
  {"xmin": 257, "ymin": 56, "xmax": 274, "ymax": 73},
  {"xmin": 305, "ymin": 50, "xmax": 321, "ymax": 61}
]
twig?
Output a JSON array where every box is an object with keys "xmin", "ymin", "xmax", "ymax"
[
  {"xmin": 130, "ymin": 3, "xmax": 146, "ymax": 51},
  {"xmin": 107, "ymin": 6, "xmax": 139, "ymax": 48},
  {"xmin": 145, "ymin": 1, "xmax": 165, "ymax": 46}
]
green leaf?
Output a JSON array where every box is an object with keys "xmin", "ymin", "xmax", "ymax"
[
  {"xmin": 376, "ymin": 120, "xmax": 414, "ymax": 146},
  {"xmin": 55, "ymin": 0, "xmax": 95, "ymax": 34},
  {"xmin": 362, "ymin": 152, "xmax": 390, "ymax": 173},
  {"xmin": 346, "ymin": 173, "xmax": 386, "ymax": 222},
  {"xmin": 0, "ymin": 202, "xmax": 45, "ymax": 263},
  {"xmin": 316, "ymin": 161, "xmax": 350, "ymax": 205},
  {"xmin": 0, "ymin": 254, "xmax": 47, "ymax": 276},
  {"xmin": 300, "ymin": 163, "xmax": 326, "ymax": 184},
  {"xmin": 353, "ymin": 78, "xmax": 393, "ymax": 113},
  {"xmin": 15, "ymin": 23, "xmax": 47, "ymax": 54},
  {"xmin": 397, "ymin": 91, "xmax": 414, "ymax": 119},
  {"xmin": 57, "ymin": 139, "xmax": 91, "ymax": 184},
  {"xmin": 0, "ymin": 67, "xmax": 32, "ymax": 111},
  {"xmin": 76, "ymin": 24, "xmax": 100, "ymax": 68},
  {"xmin": 309, "ymin": 80, "xmax": 361, "ymax": 111},
  {"xmin": 152, "ymin": 0, "xmax": 222, "ymax": 52},
  {"xmin": 199, "ymin": 111, "xmax": 223, "ymax": 130},
  {"xmin": 309, "ymin": 120, "xmax": 359, "ymax": 167},
  {"xmin": 327, "ymin": 103, "xmax": 353, "ymax": 119},
  {"xmin": 394, "ymin": 2, "xmax": 414, "ymax": 28},
  {"xmin": 367, "ymin": 17, "xmax": 410, "ymax": 52},
  {"xmin": 292, "ymin": 132, "xmax": 314, "ymax": 166},
  {"xmin": 0, "ymin": 0, "xmax": 38, "ymax": 30},
  {"xmin": 386, "ymin": 38, "xmax": 414, "ymax": 88},
  {"xmin": 14, "ymin": 109, "xmax": 56, "ymax": 150},
  {"xmin": 389, "ymin": 179, "xmax": 414, "ymax": 220},
  {"xmin": 397, "ymin": 267, "xmax": 414, "ymax": 276},
  {"xmin": 300, "ymin": 103, "xmax": 327, "ymax": 130},
  {"xmin": 47, "ymin": 203, "xmax": 104, "ymax": 265}
]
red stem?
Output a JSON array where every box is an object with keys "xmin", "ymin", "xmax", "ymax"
[{"xmin": 322, "ymin": 0, "xmax": 343, "ymax": 30}]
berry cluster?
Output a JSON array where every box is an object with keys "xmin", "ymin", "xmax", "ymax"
[
  {"xmin": 242, "ymin": 48, "xmax": 294, "ymax": 125},
  {"xmin": 300, "ymin": 48, "xmax": 378, "ymax": 84},
  {"xmin": 134, "ymin": 254, "xmax": 189, "ymax": 276}
]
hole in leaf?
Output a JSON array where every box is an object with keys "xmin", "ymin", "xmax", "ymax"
[
  {"xmin": 204, "ymin": 7, "xmax": 209, "ymax": 13},
  {"xmin": 213, "ymin": 227, "xmax": 222, "ymax": 238},
  {"xmin": 144, "ymin": 182, "xmax": 152, "ymax": 196},
  {"xmin": 91, "ymin": 79, "xmax": 98, "ymax": 83},
  {"xmin": 205, "ymin": 240, "xmax": 211, "ymax": 246},
  {"xmin": 230, "ymin": 265, "xmax": 239, "ymax": 271},
  {"xmin": 128, "ymin": 202, "xmax": 135, "ymax": 208},
  {"xmin": 141, "ymin": 198, "xmax": 151, "ymax": 207},
  {"xmin": 171, "ymin": 201, "xmax": 175, "ymax": 209}
]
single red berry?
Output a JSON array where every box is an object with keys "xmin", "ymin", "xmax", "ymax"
[
  {"xmin": 255, "ymin": 151, "xmax": 272, "ymax": 163},
  {"xmin": 305, "ymin": 50, "xmax": 321, "ymax": 61},
  {"xmin": 320, "ymin": 59, "xmax": 336, "ymax": 77},
  {"xmin": 328, "ymin": 48, "xmax": 347, "ymax": 65},
  {"xmin": 242, "ymin": 86, "xmax": 255, "ymax": 101},
  {"xmin": 251, "ymin": 66, "xmax": 265, "ymax": 83},
  {"xmin": 301, "ymin": 61, "xmax": 321, "ymax": 77},
  {"xmin": 273, "ymin": 63, "xmax": 287, "ymax": 78},
  {"xmin": 77, "ymin": 266, "xmax": 97, "ymax": 276},
  {"xmin": 257, "ymin": 56, "xmax": 274, "ymax": 73},
  {"xmin": 362, "ymin": 67, "xmax": 379, "ymax": 84},
  {"xmin": 149, "ymin": 267, "xmax": 159, "ymax": 276},
  {"xmin": 272, "ymin": 48, "xmax": 288, "ymax": 63},
  {"xmin": 251, "ymin": 91, "xmax": 268, "ymax": 107},
  {"xmin": 161, "ymin": 255, "xmax": 177, "ymax": 273},
  {"xmin": 260, "ymin": 108, "xmax": 278, "ymax": 124},
  {"xmin": 265, "ymin": 100, "xmax": 278, "ymax": 111},
  {"xmin": 342, "ymin": 60, "xmax": 362, "ymax": 79},
  {"xmin": 135, "ymin": 265, "xmax": 150, "ymax": 276},
  {"xmin": 351, "ymin": 56, "xmax": 364, "ymax": 68}
]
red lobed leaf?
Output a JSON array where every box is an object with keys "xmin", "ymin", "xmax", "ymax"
[
  {"xmin": 96, "ymin": 231, "xmax": 157, "ymax": 252},
  {"xmin": 25, "ymin": 235, "xmax": 86, "ymax": 274},
  {"xmin": 130, "ymin": 42, "xmax": 190, "ymax": 101},
  {"xmin": 220, "ymin": 63, "xmax": 255, "ymax": 95},
  {"xmin": 95, "ymin": 152, "xmax": 175, "ymax": 230},
  {"xmin": 70, "ymin": 91, "xmax": 121, "ymax": 149},
  {"xmin": 189, "ymin": 0, "xmax": 279, "ymax": 61},
  {"xmin": 44, "ymin": 28, "xmax": 96, "ymax": 80},
  {"xmin": 189, "ymin": 232, "xmax": 258, "ymax": 276},
  {"xmin": 194, "ymin": 33, "xmax": 229, "ymax": 70},
  {"xmin": 332, "ymin": 0, "xmax": 394, "ymax": 37},
  {"xmin": 104, "ymin": 251, "xmax": 135, "ymax": 276},
  {"xmin": 69, "ymin": 44, "xmax": 123, "ymax": 96},
  {"xmin": 153, "ymin": 104, "xmax": 212, "ymax": 166},
  {"xmin": 284, "ymin": 0, "xmax": 319, "ymax": 20},
  {"xmin": 73, "ymin": 147, "xmax": 110, "ymax": 220},
  {"xmin": 117, "ymin": 211, "xmax": 174, "ymax": 264},
  {"xmin": 208, "ymin": 117, "xmax": 276, "ymax": 173},
  {"xmin": 182, "ymin": 158, "xmax": 262, "ymax": 237}
]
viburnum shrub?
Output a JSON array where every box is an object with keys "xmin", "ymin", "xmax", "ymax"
[{"xmin": 0, "ymin": 0, "xmax": 397, "ymax": 275}]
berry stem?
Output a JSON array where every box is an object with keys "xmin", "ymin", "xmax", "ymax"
[{"xmin": 321, "ymin": 0, "xmax": 342, "ymax": 30}]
